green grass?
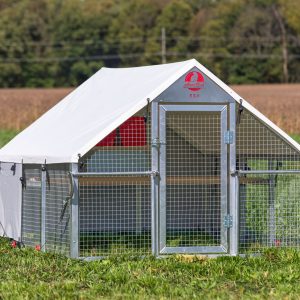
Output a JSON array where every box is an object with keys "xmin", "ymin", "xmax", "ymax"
[
  {"xmin": 290, "ymin": 134, "xmax": 300, "ymax": 144},
  {"xmin": 0, "ymin": 129, "xmax": 19, "ymax": 147},
  {"xmin": 80, "ymin": 230, "xmax": 218, "ymax": 257},
  {"xmin": 2, "ymin": 237, "xmax": 300, "ymax": 299}
]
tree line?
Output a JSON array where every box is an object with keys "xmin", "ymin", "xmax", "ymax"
[{"xmin": 0, "ymin": 0, "xmax": 300, "ymax": 87}]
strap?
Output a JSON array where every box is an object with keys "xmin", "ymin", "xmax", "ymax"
[
  {"xmin": 236, "ymin": 99, "xmax": 244, "ymax": 125},
  {"xmin": 114, "ymin": 127, "xmax": 122, "ymax": 146},
  {"xmin": 144, "ymin": 98, "xmax": 150, "ymax": 123}
]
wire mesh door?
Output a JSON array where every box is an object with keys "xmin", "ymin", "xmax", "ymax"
[{"xmin": 158, "ymin": 105, "xmax": 228, "ymax": 254}]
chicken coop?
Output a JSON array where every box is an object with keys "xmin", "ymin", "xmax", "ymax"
[{"xmin": 1, "ymin": 59, "xmax": 300, "ymax": 259}]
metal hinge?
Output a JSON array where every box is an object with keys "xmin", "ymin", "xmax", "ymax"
[
  {"xmin": 151, "ymin": 138, "xmax": 166, "ymax": 147},
  {"xmin": 224, "ymin": 215, "xmax": 233, "ymax": 228},
  {"xmin": 224, "ymin": 131, "xmax": 234, "ymax": 144},
  {"xmin": 151, "ymin": 170, "xmax": 160, "ymax": 177}
]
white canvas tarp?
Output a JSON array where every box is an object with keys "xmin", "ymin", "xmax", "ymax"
[{"xmin": 0, "ymin": 162, "xmax": 22, "ymax": 240}]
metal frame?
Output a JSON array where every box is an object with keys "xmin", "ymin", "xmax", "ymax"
[
  {"xmin": 76, "ymin": 170, "xmax": 154, "ymax": 257},
  {"xmin": 41, "ymin": 164, "xmax": 46, "ymax": 252},
  {"xmin": 158, "ymin": 104, "xmax": 229, "ymax": 254},
  {"xmin": 70, "ymin": 163, "xmax": 79, "ymax": 258},
  {"xmin": 239, "ymin": 170, "xmax": 300, "ymax": 175},
  {"xmin": 229, "ymin": 102, "xmax": 238, "ymax": 256},
  {"xmin": 75, "ymin": 106, "xmax": 153, "ymax": 258},
  {"xmin": 20, "ymin": 162, "xmax": 24, "ymax": 243},
  {"xmin": 30, "ymin": 100, "xmax": 300, "ymax": 259},
  {"xmin": 151, "ymin": 101, "xmax": 160, "ymax": 256},
  {"xmin": 73, "ymin": 171, "xmax": 154, "ymax": 176}
]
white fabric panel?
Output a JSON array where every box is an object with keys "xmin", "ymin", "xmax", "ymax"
[
  {"xmin": 0, "ymin": 60, "xmax": 196, "ymax": 163},
  {"xmin": 0, "ymin": 162, "xmax": 22, "ymax": 240},
  {"xmin": 0, "ymin": 58, "xmax": 299, "ymax": 163}
]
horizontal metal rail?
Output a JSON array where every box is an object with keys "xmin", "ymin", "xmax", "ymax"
[
  {"xmin": 72, "ymin": 171, "xmax": 158, "ymax": 177},
  {"xmin": 238, "ymin": 170, "xmax": 300, "ymax": 175}
]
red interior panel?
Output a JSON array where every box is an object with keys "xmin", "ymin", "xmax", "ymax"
[{"xmin": 96, "ymin": 116, "xmax": 146, "ymax": 147}]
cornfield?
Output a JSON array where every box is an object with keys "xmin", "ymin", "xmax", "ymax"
[{"xmin": 0, "ymin": 84, "xmax": 300, "ymax": 133}]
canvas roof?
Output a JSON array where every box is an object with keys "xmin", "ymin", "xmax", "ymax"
[{"xmin": 0, "ymin": 58, "xmax": 299, "ymax": 164}]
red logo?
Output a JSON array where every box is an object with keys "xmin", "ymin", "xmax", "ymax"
[{"xmin": 184, "ymin": 71, "xmax": 204, "ymax": 92}]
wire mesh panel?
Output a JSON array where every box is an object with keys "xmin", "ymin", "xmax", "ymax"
[
  {"xmin": 22, "ymin": 165, "xmax": 41, "ymax": 247},
  {"xmin": 237, "ymin": 109, "xmax": 300, "ymax": 253},
  {"xmin": 163, "ymin": 110, "xmax": 225, "ymax": 250},
  {"xmin": 79, "ymin": 108, "xmax": 152, "ymax": 257},
  {"xmin": 237, "ymin": 110, "xmax": 300, "ymax": 171},
  {"xmin": 79, "ymin": 176, "xmax": 151, "ymax": 257},
  {"xmin": 45, "ymin": 164, "xmax": 71, "ymax": 255},
  {"xmin": 80, "ymin": 109, "xmax": 151, "ymax": 173},
  {"xmin": 239, "ymin": 173, "xmax": 300, "ymax": 253}
]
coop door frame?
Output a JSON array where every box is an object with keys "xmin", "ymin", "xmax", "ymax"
[{"xmin": 158, "ymin": 104, "xmax": 228, "ymax": 254}]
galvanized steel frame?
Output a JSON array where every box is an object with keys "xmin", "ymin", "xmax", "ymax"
[
  {"xmin": 72, "ymin": 100, "xmax": 300, "ymax": 258},
  {"xmin": 41, "ymin": 164, "xmax": 46, "ymax": 252},
  {"xmin": 20, "ymin": 162, "xmax": 24, "ymax": 243},
  {"xmin": 49, "ymin": 102, "xmax": 241, "ymax": 259},
  {"xmin": 239, "ymin": 170, "xmax": 300, "ymax": 175},
  {"xmin": 75, "ymin": 170, "xmax": 154, "ymax": 256},
  {"xmin": 229, "ymin": 102, "xmax": 238, "ymax": 256},
  {"xmin": 68, "ymin": 101, "xmax": 240, "ymax": 258},
  {"xmin": 151, "ymin": 101, "xmax": 160, "ymax": 256},
  {"xmin": 70, "ymin": 163, "xmax": 79, "ymax": 258},
  {"xmin": 158, "ymin": 104, "xmax": 229, "ymax": 255},
  {"xmin": 72, "ymin": 171, "xmax": 155, "ymax": 177}
]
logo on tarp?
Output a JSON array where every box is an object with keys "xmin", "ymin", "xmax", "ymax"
[{"xmin": 184, "ymin": 71, "xmax": 204, "ymax": 92}]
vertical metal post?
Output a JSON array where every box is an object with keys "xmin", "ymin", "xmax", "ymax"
[
  {"xmin": 41, "ymin": 164, "xmax": 46, "ymax": 252},
  {"xmin": 229, "ymin": 102, "xmax": 238, "ymax": 256},
  {"xmin": 158, "ymin": 105, "xmax": 167, "ymax": 253},
  {"xmin": 20, "ymin": 161, "xmax": 24, "ymax": 243},
  {"xmin": 220, "ymin": 107, "xmax": 228, "ymax": 250},
  {"xmin": 151, "ymin": 102, "xmax": 160, "ymax": 256},
  {"xmin": 70, "ymin": 163, "xmax": 79, "ymax": 258},
  {"xmin": 268, "ymin": 160, "xmax": 276, "ymax": 246}
]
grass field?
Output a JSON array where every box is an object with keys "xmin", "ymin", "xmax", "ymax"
[
  {"xmin": 1, "ymin": 237, "xmax": 300, "ymax": 299},
  {"xmin": 0, "ymin": 129, "xmax": 19, "ymax": 147}
]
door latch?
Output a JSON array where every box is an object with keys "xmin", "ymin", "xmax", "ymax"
[
  {"xmin": 224, "ymin": 215, "xmax": 233, "ymax": 228},
  {"xmin": 151, "ymin": 138, "xmax": 166, "ymax": 147},
  {"xmin": 224, "ymin": 131, "xmax": 234, "ymax": 144}
]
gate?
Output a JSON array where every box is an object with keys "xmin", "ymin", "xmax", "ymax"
[{"xmin": 158, "ymin": 105, "xmax": 229, "ymax": 254}]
